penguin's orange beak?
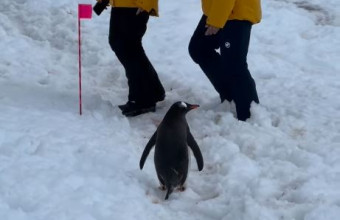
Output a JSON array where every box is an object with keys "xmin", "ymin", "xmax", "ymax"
[{"xmin": 189, "ymin": 104, "xmax": 199, "ymax": 110}]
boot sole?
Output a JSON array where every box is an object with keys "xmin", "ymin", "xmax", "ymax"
[{"xmin": 123, "ymin": 106, "xmax": 156, "ymax": 117}]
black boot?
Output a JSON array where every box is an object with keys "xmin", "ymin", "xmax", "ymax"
[
  {"xmin": 232, "ymin": 76, "xmax": 259, "ymax": 121},
  {"xmin": 120, "ymin": 101, "xmax": 156, "ymax": 117}
]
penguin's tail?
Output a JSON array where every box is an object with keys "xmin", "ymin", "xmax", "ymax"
[{"xmin": 165, "ymin": 185, "xmax": 174, "ymax": 200}]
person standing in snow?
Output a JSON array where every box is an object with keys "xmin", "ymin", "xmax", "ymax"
[
  {"xmin": 97, "ymin": 0, "xmax": 165, "ymax": 117},
  {"xmin": 188, "ymin": 0, "xmax": 262, "ymax": 121}
]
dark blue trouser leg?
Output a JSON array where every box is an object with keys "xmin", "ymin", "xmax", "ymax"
[
  {"xmin": 189, "ymin": 16, "xmax": 259, "ymax": 121},
  {"xmin": 189, "ymin": 16, "xmax": 232, "ymax": 102},
  {"xmin": 220, "ymin": 20, "xmax": 259, "ymax": 121}
]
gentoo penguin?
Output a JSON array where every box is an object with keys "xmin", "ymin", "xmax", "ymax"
[{"xmin": 139, "ymin": 101, "xmax": 204, "ymax": 200}]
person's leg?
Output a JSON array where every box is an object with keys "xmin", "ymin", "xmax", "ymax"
[
  {"xmin": 109, "ymin": 8, "xmax": 140, "ymax": 102},
  {"xmin": 188, "ymin": 15, "xmax": 231, "ymax": 101},
  {"xmin": 219, "ymin": 20, "xmax": 259, "ymax": 121},
  {"xmin": 109, "ymin": 8, "xmax": 165, "ymax": 111},
  {"xmin": 128, "ymin": 10, "xmax": 165, "ymax": 105}
]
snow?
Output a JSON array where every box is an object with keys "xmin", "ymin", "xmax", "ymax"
[{"xmin": 1, "ymin": 0, "xmax": 340, "ymax": 219}]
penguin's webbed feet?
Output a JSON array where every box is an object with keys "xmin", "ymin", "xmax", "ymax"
[
  {"xmin": 177, "ymin": 185, "xmax": 186, "ymax": 192},
  {"xmin": 158, "ymin": 185, "xmax": 166, "ymax": 191}
]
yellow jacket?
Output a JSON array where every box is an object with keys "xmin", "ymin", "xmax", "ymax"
[
  {"xmin": 108, "ymin": 0, "xmax": 158, "ymax": 16},
  {"xmin": 202, "ymin": 0, "xmax": 262, "ymax": 28}
]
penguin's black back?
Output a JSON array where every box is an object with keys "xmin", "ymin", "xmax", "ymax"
[
  {"xmin": 154, "ymin": 110, "xmax": 190, "ymax": 193},
  {"xmin": 141, "ymin": 101, "xmax": 203, "ymax": 200},
  {"xmin": 155, "ymin": 119, "xmax": 189, "ymax": 167}
]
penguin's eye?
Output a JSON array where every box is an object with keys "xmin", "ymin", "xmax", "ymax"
[{"xmin": 179, "ymin": 102, "xmax": 187, "ymax": 108}]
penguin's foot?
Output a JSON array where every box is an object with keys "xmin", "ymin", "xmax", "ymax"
[
  {"xmin": 158, "ymin": 185, "xmax": 166, "ymax": 191},
  {"xmin": 177, "ymin": 185, "xmax": 186, "ymax": 192}
]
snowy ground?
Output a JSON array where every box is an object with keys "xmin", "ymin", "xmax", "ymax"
[{"xmin": 1, "ymin": 0, "xmax": 340, "ymax": 219}]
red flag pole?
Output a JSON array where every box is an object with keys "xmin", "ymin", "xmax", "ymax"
[
  {"xmin": 77, "ymin": 4, "xmax": 92, "ymax": 115},
  {"xmin": 78, "ymin": 10, "xmax": 82, "ymax": 115}
]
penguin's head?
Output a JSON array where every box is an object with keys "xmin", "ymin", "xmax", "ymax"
[{"xmin": 169, "ymin": 101, "xmax": 199, "ymax": 114}]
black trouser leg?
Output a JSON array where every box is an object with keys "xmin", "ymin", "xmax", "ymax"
[{"xmin": 108, "ymin": 8, "xmax": 165, "ymax": 105}]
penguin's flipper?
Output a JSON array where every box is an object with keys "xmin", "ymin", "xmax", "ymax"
[
  {"xmin": 187, "ymin": 128, "xmax": 204, "ymax": 171},
  {"xmin": 139, "ymin": 131, "xmax": 157, "ymax": 170}
]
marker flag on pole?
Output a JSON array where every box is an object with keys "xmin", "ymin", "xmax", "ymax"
[
  {"xmin": 78, "ymin": 4, "xmax": 92, "ymax": 19},
  {"xmin": 78, "ymin": 4, "xmax": 92, "ymax": 115}
]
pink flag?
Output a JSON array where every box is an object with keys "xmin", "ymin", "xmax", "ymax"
[{"xmin": 78, "ymin": 4, "xmax": 92, "ymax": 19}]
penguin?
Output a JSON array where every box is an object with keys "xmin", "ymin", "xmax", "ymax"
[{"xmin": 139, "ymin": 101, "xmax": 204, "ymax": 200}]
